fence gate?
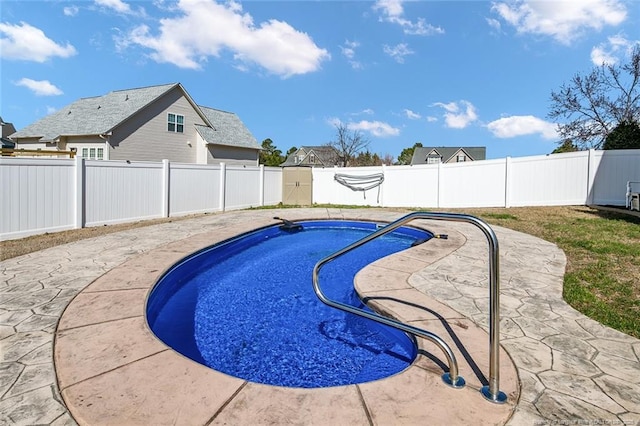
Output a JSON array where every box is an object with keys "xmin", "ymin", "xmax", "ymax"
[{"xmin": 282, "ymin": 166, "xmax": 312, "ymax": 205}]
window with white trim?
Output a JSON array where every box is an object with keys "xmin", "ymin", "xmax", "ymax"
[
  {"xmin": 309, "ymin": 154, "xmax": 315, "ymax": 163},
  {"xmin": 457, "ymin": 154, "xmax": 466, "ymax": 162},
  {"xmin": 81, "ymin": 147, "xmax": 104, "ymax": 160},
  {"xmin": 168, "ymin": 113, "xmax": 184, "ymax": 133},
  {"xmin": 427, "ymin": 156, "xmax": 441, "ymax": 164}
]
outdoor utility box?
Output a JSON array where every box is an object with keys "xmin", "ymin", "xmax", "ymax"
[{"xmin": 631, "ymin": 193, "xmax": 640, "ymax": 211}]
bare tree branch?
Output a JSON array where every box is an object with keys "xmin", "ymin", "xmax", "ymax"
[
  {"xmin": 548, "ymin": 46, "xmax": 640, "ymax": 149},
  {"xmin": 328, "ymin": 123, "xmax": 370, "ymax": 166}
]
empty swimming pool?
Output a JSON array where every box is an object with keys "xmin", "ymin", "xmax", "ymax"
[{"xmin": 146, "ymin": 220, "xmax": 432, "ymax": 388}]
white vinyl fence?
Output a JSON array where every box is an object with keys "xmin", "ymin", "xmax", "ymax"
[
  {"xmin": 0, "ymin": 157, "xmax": 282, "ymax": 240},
  {"xmin": 1, "ymin": 149, "xmax": 638, "ymax": 241},
  {"xmin": 315, "ymin": 149, "xmax": 640, "ymax": 209}
]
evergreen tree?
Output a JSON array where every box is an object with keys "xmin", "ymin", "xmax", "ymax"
[
  {"xmin": 259, "ymin": 138, "xmax": 283, "ymax": 166},
  {"xmin": 603, "ymin": 121, "xmax": 640, "ymax": 150}
]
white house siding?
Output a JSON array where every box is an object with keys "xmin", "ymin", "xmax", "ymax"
[
  {"xmin": 207, "ymin": 144, "xmax": 259, "ymax": 166},
  {"xmin": 108, "ymin": 86, "xmax": 206, "ymax": 163},
  {"xmin": 196, "ymin": 133, "xmax": 208, "ymax": 164}
]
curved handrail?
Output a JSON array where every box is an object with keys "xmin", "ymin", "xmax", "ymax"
[{"xmin": 312, "ymin": 211, "xmax": 507, "ymax": 402}]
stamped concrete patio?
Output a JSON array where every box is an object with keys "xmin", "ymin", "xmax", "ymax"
[{"xmin": 1, "ymin": 208, "xmax": 639, "ymax": 425}]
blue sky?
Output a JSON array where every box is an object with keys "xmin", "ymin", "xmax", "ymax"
[{"xmin": 1, "ymin": 0, "xmax": 639, "ymax": 160}]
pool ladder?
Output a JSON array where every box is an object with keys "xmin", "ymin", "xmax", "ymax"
[{"xmin": 312, "ymin": 211, "xmax": 508, "ymax": 403}]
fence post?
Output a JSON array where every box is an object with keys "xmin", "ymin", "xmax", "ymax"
[
  {"xmin": 259, "ymin": 164, "xmax": 265, "ymax": 207},
  {"xmin": 162, "ymin": 159, "xmax": 170, "ymax": 217},
  {"xmin": 504, "ymin": 156, "xmax": 512, "ymax": 208},
  {"xmin": 74, "ymin": 156, "xmax": 84, "ymax": 229},
  {"xmin": 380, "ymin": 164, "xmax": 386, "ymax": 207},
  {"xmin": 586, "ymin": 149, "xmax": 596, "ymax": 205},
  {"xmin": 437, "ymin": 161, "xmax": 443, "ymax": 208},
  {"xmin": 219, "ymin": 162, "xmax": 226, "ymax": 212}
]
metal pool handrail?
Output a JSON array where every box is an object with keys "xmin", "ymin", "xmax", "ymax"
[{"xmin": 311, "ymin": 211, "xmax": 507, "ymax": 403}]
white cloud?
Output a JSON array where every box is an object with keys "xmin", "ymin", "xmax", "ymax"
[
  {"xmin": 340, "ymin": 40, "xmax": 362, "ymax": 69},
  {"xmin": 426, "ymin": 116, "xmax": 437, "ymax": 123},
  {"xmin": 0, "ymin": 22, "xmax": 77, "ymax": 62},
  {"xmin": 348, "ymin": 120, "xmax": 400, "ymax": 137},
  {"xmin": 95, "ymin": 0, "xmax": 133, "ymax": 14},
  {"xmin": 432, "ymin": 100, "xmax": 478, "ymax": 129},
  {"xmin": 373, "ymin": 0, "xmax": 444, "ymax": 36},
  {"xmin": 327, "ymin": 116, "xmax": 399, "ymax": 137},
  {"xmin": 15, "ymin": 78, "xmax": 63, "ymax": 96},
  {"xmin": 591, "ymin": 35, "xmax": 639, "ymax": 65},
  {"xmin": 350, "ymin": 109, "xmax": 374, "ymax": 116},
  {"xmin": 383, "ymin": 43, "xmax": 414, "ymax": 63},
  {"xmin": 341, "ymin": 40, "xmax": 359, "ymax": 59},
  {"xmin": 63, "ymin": 5, "xmax": 79, "ymax": 16},
  {"xmin": 327, "ymin": 117, "xmax": 342, "ymax": 128},
  {"xmin": 492, "ymin": 0, "xmax": 627, "ymax": 44},
  {"xmin": 121, "ymin": 0, "xmax": 330, "ymax": 77},
  {"xmin": 486, "ymin": 17, "xmax": 502, "ymax": 33},
  {"xmin": 487, "ymin": 115, "xmax": 558, "ymax": 139},
  {"xmin": 403, "ymin": 109, "xmax": 421, "ymax": 120},
  {"xmin": 46, "ymin": 106, "xmax": 58, "ymax": 114}
]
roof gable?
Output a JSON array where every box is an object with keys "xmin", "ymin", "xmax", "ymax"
[{"xmin": 195, "ymin": 106, "xmax": 260, "ymax": 150}]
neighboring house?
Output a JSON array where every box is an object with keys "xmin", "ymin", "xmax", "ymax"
[
  {"xmin": 1, "ymin": 117, "xmax": 16, "ymax": 148},
  {"xmin": 281, "ymin": 146, "xmax": 340, "ymax": 167},
  {"xmin": 9, "ymin": 83, "xmax": 260, "ymax": 166},
  {"xmin": 411, "ymin": 146, "xmax": 486, "ymax": 165}
]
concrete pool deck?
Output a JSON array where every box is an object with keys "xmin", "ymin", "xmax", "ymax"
[{"xmin": 1, "ymin": 208, "xmax": 639, "ymax": 425}]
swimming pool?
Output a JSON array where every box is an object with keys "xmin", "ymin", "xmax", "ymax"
[{"xmin": 147, "ymin": 220, "xmax": 432, "ymax": 388}]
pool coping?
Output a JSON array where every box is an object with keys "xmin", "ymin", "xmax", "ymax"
[{"xmin": 53, "ymin": 214, "xmax": 519, "ymax": 425}]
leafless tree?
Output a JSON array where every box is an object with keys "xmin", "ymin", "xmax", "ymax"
[
  {"xmin": 381, "ymin": 153, "xmax": 394, "ymax": 166},
  {"xmin": 329, "ymin": 123, "xmax": 370, "ymax": 166},
  {"xmin": 548, "ymin": 46, "xmax": 640, "ymax": 149}
]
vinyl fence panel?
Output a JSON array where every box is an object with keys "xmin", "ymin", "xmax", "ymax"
[
  {"xmin": 169, "ymin": 163, "xmax": 222, "ymax": 215},
  {"xmin": 0, "ymin": 158, "xmax": 76, "ymax": 239},
  {"xmin": 439, "ymin": 159, "xmax": 507, "ymax": 208},
  {"xmin": 224, "ymin": 165, "xmax": 261, "ymax": 210},
  {"xmin": 263, "ymin": 167, "xmax": 283, "ymax": 206},
  {"xmin": 84, "ymin": 160, "xmax": 164, "ymax": 226},
  {"xmin": 382, "ymin": 165, "xmax": 439, "ymax": 208},
  {"xmin": 313, "ymin": 166, "xmax": 385, "ymax": 206},
  {"xmin": 508, "ymin": 152, "xmax": 590, "ymax": 207},
  {"xmin": 590, "ymin": 149, "xmax": 640, "ymax": 206}
]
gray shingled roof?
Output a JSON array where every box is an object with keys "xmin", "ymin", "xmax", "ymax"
[
  {"xmin": 281, "ymin": 145, "xmax": 339, "ymax": 167},
  {"xmin": 411, "ymin": 146, "xmax": 486, "ymax": 164},
  {"xmin": 195, "ymin": 106, "xmax": 260, "ymax": 150},
  {"xmin": 10, "ymin": 84, "xmax": 179, "ymax": 141}
]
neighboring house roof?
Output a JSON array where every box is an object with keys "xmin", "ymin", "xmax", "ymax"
[
  {"xmin": 10, "ymin": 84, "xmax": 193, "ymax": 142},
  {"xmin": 1, "ymin": 138, "xmax": 14, "ymax": 148},
  {"xmin": 1, "ymin": 117, "xmax": 16, "ymax": 148},
  {"xmin": 195, "ymin": 106, "xmax": 260, "ymax": 150},
  {"xmin": 9, "ymin": 83, "xmax": 259, "ymax": 153},
  {"xmin": 281, "ymin": 145, "xmax": 339, "ymax": 167},
  {"xmin": 411, "ymin": 146, "xmax": 486, "ymax": 164}
]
